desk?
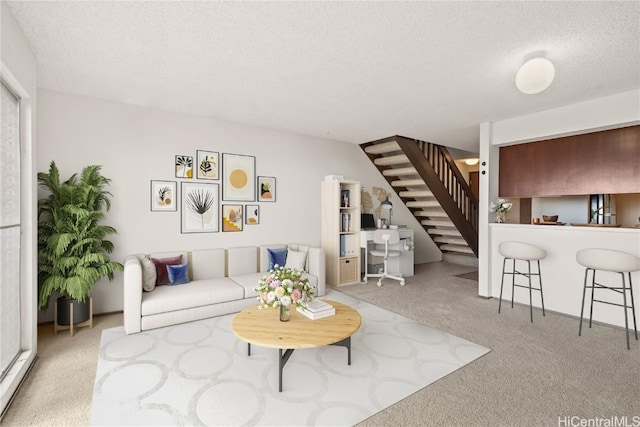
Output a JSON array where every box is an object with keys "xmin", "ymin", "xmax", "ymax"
[{"xmin": 360, "ymin": 229, "xmax": 414, "ymax": 281}]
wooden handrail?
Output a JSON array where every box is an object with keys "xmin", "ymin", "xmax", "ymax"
[{"xmin": 395, "ymin": 136, "xmax": 478, "ymax": 256}]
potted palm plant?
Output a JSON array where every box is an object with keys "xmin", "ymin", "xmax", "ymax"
[{"xmin": 37, "ymin": 161, "xmax": 123, "ymax": 329}]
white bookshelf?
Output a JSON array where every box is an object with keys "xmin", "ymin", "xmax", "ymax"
[{"xmin": 321, "ymin": 179, "xmax": 361, "ymax": 286}]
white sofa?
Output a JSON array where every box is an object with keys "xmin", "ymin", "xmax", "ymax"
[{"xmin": 123, "ymin": 243, "xmax": 325, "ymax": 334}]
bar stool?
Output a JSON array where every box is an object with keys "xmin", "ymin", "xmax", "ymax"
[
  {"xmin": 576, "ymin": 248, "xmax": 639, "ymax": 350},
  {"xmin": 498, "ymin": 241, "xmax": 547, "ymax": 323}
]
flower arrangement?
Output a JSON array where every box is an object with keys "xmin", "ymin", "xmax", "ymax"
[
  {"xmin": 490, "ymin": 198, "xmax": 513, "ymax": 213},
  {"xmin": 253, "ymin": 265, "xmax": 314, "ymax": 311},
  {"xmin": 490, "ymin": 198, "xmax": 513, "ymax": 223}
]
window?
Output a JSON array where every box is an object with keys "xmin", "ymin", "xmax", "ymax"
[{"xmin": 0, "ymin": 81, "xmax": 22, "ymax": 381}]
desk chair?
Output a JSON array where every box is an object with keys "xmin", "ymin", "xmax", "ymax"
[{"xmin": 364, "ymin": 229, "xmax": 405, "ymax": 287}]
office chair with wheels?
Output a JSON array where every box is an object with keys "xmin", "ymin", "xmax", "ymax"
[{"xmin": 364, "ymin": 229, "xmax": 405, "ymax": 287}]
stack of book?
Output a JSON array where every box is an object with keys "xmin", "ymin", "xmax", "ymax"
[{"xmin": 297, "ymin": 299, "xmax": 335, "ymax": 320}]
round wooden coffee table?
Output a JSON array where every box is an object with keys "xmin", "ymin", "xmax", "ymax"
[{"xmin": 231, "ymin": 300, "xmax": 361, "ymax": 392}]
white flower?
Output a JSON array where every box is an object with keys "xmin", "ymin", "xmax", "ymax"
[
  {"xmin": 267, "ymin": 291, "xmax": 276, "ymax": 303},
  {"xmin": 280, "ymin": 295, "xmax": 292, "ymax": 307}
]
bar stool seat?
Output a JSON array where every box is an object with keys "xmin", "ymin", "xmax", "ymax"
[
  {"xmin": 498, "ymin": 241, "xmax": 547, "ymax": 322},
  {"xmin": 577, "ymin": 248, "xmax": 640, "ymax": 350}
]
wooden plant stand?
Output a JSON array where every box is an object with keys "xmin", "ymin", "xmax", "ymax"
[{"xmin": 54, "ymin": 297, "xmax": 93, "ymax": 337}]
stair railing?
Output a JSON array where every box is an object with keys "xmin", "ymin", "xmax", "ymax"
[{"xmin": 394, "ymin": 136, "xmax": 478, "ymax": 255}]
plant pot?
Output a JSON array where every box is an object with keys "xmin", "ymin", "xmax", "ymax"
[{"xmin": 56, "ymin": 296, "xmax": 91, "ymax": 326}]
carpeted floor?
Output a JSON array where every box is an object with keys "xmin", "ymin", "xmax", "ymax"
[
  {"xmin": 89, "ymin": 291, "xmax": 489, "ymax": 426},
  {"xmin": 2, "ymin": 261, "xmax": 639, "ymax": 426},
  {"xmin": 453, "ymin": 270, "xmax": 478, "ymax": 281}
]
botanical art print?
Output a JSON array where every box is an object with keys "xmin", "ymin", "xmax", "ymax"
[
  {"xmin": 181, "ymin": 182, "xmax": 219, "ymax": 233},
  {"xmin": 150, "ymin": 180, "xmax": 177, "ymax": 211},
  {"xmin": 257, "ymin": 176, "xmax": 276, "ymax": 202},
  {"xmin": 222, "ymin": 204, "xmax": 243, "ymax": 232},
  {"xmin": 245, "ymin": 204, "xmax": 260, "ymax": 225},
  {"xmin": 196, "ymin": 150, "xmax": 219, "ymax": 180},
  {"xmin": 222, "ymin": 153, "xmax": 255, "ymax": 201},
  {"xmin": 175, "ymin": 155, "xmax": 193, "ymax": 178}
]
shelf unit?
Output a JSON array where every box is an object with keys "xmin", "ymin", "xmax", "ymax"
[{"xmin": 321, "ymin": 179, "xmax": 361, "ymax": 286}]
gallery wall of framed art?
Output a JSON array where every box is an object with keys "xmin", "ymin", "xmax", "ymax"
[{"xmin": 151, "ymin": 150, "xmax": 276, "ymax": 233}]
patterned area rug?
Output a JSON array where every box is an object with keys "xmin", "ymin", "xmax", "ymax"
[{"xmin": 90, "ymin": 291, "xmax": 490, "ymax": 426}]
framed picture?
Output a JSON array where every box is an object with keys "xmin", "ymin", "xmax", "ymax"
[
  {"xmin": 181, "ymin": 182, "xmax": 219, "ymax": 233},
  {"xmin": 175, "ymin": 155, "xmax": 193, "ymax": 179},
  {"xmin": 150, "ymin": 180, "xmax": 177, "ymax": 211},
  {"xmin": 196, "ymin": 150, "xmax": 219, "ymax": 180},
  {"xmin": 245, "ymin": 204, "xmax": 260, "ymax": 225},
  {"xmin": 222, "ymin": 204, "xmax": 243, "ymax": 232},
  {"xmin": 257, "ymin": 176, "xmax": 276, "ymax": 202},
  {"xmin": 222, "ymin": 153, "xmax": 255, "ymax": 201}
]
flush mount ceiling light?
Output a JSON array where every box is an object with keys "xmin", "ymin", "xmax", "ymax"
[
  {"xmin": 464, "ymin": 158, "xmax": 479, "ymax": 166},
  {"xmin": 515, "ymin": 57, "xmax": 555, "ymax": 94}
]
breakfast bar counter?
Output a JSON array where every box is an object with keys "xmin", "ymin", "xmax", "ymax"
[{"xmin": 486, "ymin": 224, "xmax": 640, "ymax": 328}]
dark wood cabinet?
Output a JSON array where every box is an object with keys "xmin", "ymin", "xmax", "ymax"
[{"xmin": 499, "ymin": 125, "xmax": 640, "ymax": 197}]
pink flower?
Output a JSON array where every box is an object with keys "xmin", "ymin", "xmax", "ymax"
[
  {"xmin": 291, "ymin": 288, "xmax": 302, "ymax": 302},
  {"xmin": 271, "ymin": 280, "xmax": 281, "ymax": 288}
]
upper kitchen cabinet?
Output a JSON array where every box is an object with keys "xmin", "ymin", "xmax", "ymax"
[{"xmin": 499, "ymin": 125, "xmax": 640, "ymax": 197}]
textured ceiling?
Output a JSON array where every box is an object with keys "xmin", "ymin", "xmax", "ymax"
[{"xmin": 6, "ymin": 1, "xmax": 640, "ymax": 152}]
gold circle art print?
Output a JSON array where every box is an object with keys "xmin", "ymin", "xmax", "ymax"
[{"xmin": 222, "ymin": 153, "xmax": 255, "ymax": 201}]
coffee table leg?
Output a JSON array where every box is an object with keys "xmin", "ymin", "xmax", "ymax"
[
  {"xmin": 279, "ymin": 348, "xmax": 295, "ymax": 392},
  {"xmin": 330, "ymin": 336, "xmax": 352, "ymax": 365}
]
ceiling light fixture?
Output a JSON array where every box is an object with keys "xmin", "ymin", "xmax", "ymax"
[
  {"xmin": 515, "ymin": 57, "xmax": 555, "ymax": 94},
  {"xmin": 464, "ymin": 158, "xmax": 479, "ymax": 166}
]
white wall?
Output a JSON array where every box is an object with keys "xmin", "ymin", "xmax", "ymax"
[
  {"xmin": 1, "ymin": 1, "xmax": 38, "ymax": 414},
  {"xmin": 36, "ymin": 89, "xmax": 441, "ymax": 320}
]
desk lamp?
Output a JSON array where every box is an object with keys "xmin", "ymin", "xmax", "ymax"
[{"xmin": 381, "ymin": 196, "xmax": 393, "ymax": 226}]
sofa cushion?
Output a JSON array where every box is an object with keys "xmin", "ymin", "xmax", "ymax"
[
  {"xmin": 167, "ymin": 263, "xmax": 190, "ymax": 286},
  {"xmin": 267, "ymin": 247, "xmax": 288, "ymax": 270},
  {"xmin": 285, "ymin": 249, "xmax": 307, "ymax": 270},
  {"xmin": 141, "ymin": 278, "xmax": 244, "ymax": 316},
  {"xmin": 229, "ymin": 272, "xmax": 264, "ymax": 299},
  {"xmin": 141, "ymin": 256, "xmax": 157, "ymax": 292},
  {"xmin": 227, "ymin": 246, "xmax": 259, "ymax": 276},
  {"xmin": 151, "ymin": 255, "xmax": 183, "ymax": 286},
  {"xmin": 229, "ymin": 271, "xmax": 319, "ymax": 301},
  {"xmin": 190, "ymin": 249, "xmax": 226, "ymax": 280}
]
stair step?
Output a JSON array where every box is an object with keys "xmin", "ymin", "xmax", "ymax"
[
  {"xmin": 383, "ymin": 167, "xmax": 417, "ymax": 177},
  {"xmin": 415, "ymin": 209, "xmax": 447, "ymax": 217},
  {"xmin": 399, "ymin": 190, "xmax": 433, "ymax": 198},
  {"xmin": 364, "ymin": 141, "xmax": 400, "ymax": 155},
  {"xmin": 427, "ymin": 228, "xmax": 462, "ymax": 237},
  {"xmin": 422, "ymin": 219, "xmax": 454, "ymax": 227},
  {"xmin": 392, "ymin": 179, "xmax": 426, "ymax": 187},
  {"xmin": 374, "ymin": 154, "xmax": 410, "ymax": 166},
  {"xmin": 440, "ymin": 244, "xmax": 474, "ymax": 254},
  {"xmin": 434, "ymin": 235, "xmax": 467, "ymax": 245},
  {"xmin": 407, "ymin": 200, "xmax": 440, "ymax": 208}
]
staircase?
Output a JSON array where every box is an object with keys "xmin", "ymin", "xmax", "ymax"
[{"xmin": 360, "ymin": 136, "xmax": 478, "ymax": 263}]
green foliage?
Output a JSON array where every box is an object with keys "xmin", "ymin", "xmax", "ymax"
[{"xmin": 37, "ymin": 161, "xmax": 123, "ymax": 310}]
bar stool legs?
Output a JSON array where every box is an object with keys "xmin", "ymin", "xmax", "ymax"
[
  {"xmin": 579, "ymin": 269, "xmax": 638, "ymax": 350},
  {"xmin": 577, "ymin": 248, "xmax": 640, "ymax": 350},
  {"xmin": 498, "ymin": 248, "xmax": 546, "ymax": 323}
]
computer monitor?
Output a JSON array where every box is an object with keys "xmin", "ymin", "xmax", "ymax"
[{"xmin": 361, "ymin": 213, "xmax": 376, "ymax": 230}]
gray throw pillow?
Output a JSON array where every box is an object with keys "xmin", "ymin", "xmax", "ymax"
[{"xmin": 141, "ymin": 256, "xmax": 157, "ymax": 292}]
